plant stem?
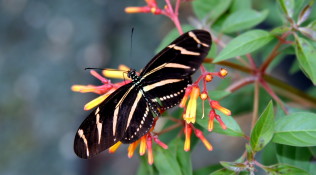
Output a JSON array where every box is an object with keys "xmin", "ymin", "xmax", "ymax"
[
  {"xmin": 226, "ymin": 76, "xmax": 256, "ymax": 92},
  {"xmin": 157, "ymin": 122, "xmax": 183, "ymax": 135},
  {"xmin": 260, "ymin": 79, "xmax": 288, "ymax": 114},
  {"xmin": 251, "ymin": 80, "xmax": 259, "ymax": 129},
  {"xmin": 259, "ymin": 32, "xmax": 291, "ymax": 73},
  {"xmin": 204, "ymin": 58, "xmax": 316, "ymax": 108}
]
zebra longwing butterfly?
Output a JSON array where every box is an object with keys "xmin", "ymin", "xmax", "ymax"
[{"xmin": 74, "ymin": 30, "xmax": 212, "ymax": 158}]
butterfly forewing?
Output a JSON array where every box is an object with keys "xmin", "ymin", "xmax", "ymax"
[
  {"xmin": 140, "ymin": 30, "xmax": 211, "ymax": 77},
  {"xmin": 74, "ymin": 30, "xmax": 212, "ymax": 159}
]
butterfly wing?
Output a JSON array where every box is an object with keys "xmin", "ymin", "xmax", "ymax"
[
  {"xmin": 74, "ymin": 83, "xmax": 136, "ymax": 158},
  {"xmin": 140, "ymin": 30, "xmax": 212, "ymax": 109}
]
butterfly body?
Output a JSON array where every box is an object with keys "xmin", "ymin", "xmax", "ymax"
[{"xmin": 74, "ymin": 30, "xmax": 212, "ymax": 159}]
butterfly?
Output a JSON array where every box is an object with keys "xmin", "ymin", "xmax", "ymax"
[{"xmin": 74, "ymin": 30, "xmax": 212, "ymax": 158}]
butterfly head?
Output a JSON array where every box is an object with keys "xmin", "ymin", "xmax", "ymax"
[{"xmin": 127, "ymin": 69, "xmax": 139, "ymax": 81}]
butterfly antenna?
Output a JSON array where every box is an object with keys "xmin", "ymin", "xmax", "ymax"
[
  {"xmin": 131, "ymin": 27, "xmax": 134, "ymax": 57},
  {"xmin": 85, "ymin": 67, "xmax": 107, "ymax": 71}
]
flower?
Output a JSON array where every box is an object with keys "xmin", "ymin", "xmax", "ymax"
[
  {"xmin": 125, "ymin": 0, "xmax": 162, "ymax": 15},
  {"xmin": 71, "ymin": 66, "xmax": 131, "ymax": 110},
  {"xmin": 183, "ymin": 86, "xmax": 200, "ymax": 124},
  {"xmin": 184, "ymin": 123, "xmax": 213, "ymax": 151},
  {"xmin": 109, "ymin": 132, "xmax": 168, "ymax": 165}
]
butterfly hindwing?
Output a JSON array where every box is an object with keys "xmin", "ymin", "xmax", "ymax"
[
  {"xmin": 74, "ymin": 83, "xmax": 135, "ymax": 158},
  {"xmin": 120, "ymin": 91, "xmax": 155, "ymax": 143}
]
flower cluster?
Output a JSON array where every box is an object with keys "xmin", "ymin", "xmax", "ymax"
[
  {"xmin": 108, "ymin": 119, "xmax": 168, "ymax": 165},
  {"xmin": 179, "ymin": 67, "xmax": 231, "ymax": 151}
]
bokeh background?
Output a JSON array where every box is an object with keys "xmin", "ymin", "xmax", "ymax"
[{"xmin": 1, "ymin": 0, "xmax": 314, "ymax": 175}]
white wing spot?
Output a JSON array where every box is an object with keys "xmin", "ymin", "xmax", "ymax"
[
  {"xmin": 188, "ymin": 31, "xmax": 210, "ymax": 47},
  {"xmin": 78, "ymin": 129, "xmax": 89, "ymax": 157},
  {"xmin": 168, "ymin": 44, "xmax": 200, "ymax": 56},
  {"xmin": 96, "ymin": 114, "xmax": 102, "ymax": 144},
  {"xmin": 95, "ymin": 107, "xmax": 100, "ymax": 115}
]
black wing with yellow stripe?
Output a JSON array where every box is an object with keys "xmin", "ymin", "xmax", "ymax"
[{"xmin": 74, "ymin": 30, "xmax": 212, "ymax": 159}]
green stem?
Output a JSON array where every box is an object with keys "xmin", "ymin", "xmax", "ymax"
[
  {"xmin": 204, "ymin": 58, "xmax": 316, "ymax": 108},
  {"xmin": 251, "ymin": 80, "xmax": 259, "ymax": 129}
]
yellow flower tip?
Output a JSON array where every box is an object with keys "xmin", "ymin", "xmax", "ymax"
[
  {"xmin": 195, "ymin": 129, "xmax": 213, "ymax": 151},
  {"xmin": 109, "ymin": 142, "xmax": 122, "ymax": 153},
  {"xmin": 179, "ymin": 96, "xmax": 188, "ymax": 108},
  {"xmin": 102, "ymin": 69, "xmax": 127, "ymax": 79},
  {"xmin": 125, "ymin": 7, "xmax": 143, "ymax": 13},
  {"xmin": 202, "ymin": 139, "xmax": 213, "ymax": 151},
  {"xmin": 200, "ymin": 92, "xmax": 208, "ymax": 100},
  {"xmin": 211, "ymin": 101, "xmax": 231, "ymax": 116},
  {"xmin": 127, "ymin": 141, "xmax": 139, "ymax": 158},
  {"xmin": 208, "ymin": 119, "xmax": 214, "ymax": 132},
  {"xmin": 71, "ymin": 85, "xmax": 84, "ymax": 92},
  {"xmin": 220, "ymin": 68, "xmax": 228, "ymax": 77},
  {"xmin": 147, "ymin": 150, "xmax": 154, "ymax": 165},
  {"xmin": 150, "ymin": 7, "xmax": 156, "ymax": 14},
  {"xmin": 139, "ymin": 136, "xmax": 147, "ymax": 156},
  {"xmin": 71, "ymin": 85, "xmax": 98, "ymax": 93},
  {"xmin": 84, "ymin": 94, "xmax": 109, "ymax": 111},
  {"xmin": 184, "ymin": 124, "xmax": 192, "ymax": 152},
  {"xmin": 184, "ymin": 140, "xmax": 190, "ymax": 152},
  {"xmin": 183, "ymin": 87, "xmax": 200, "ymax": 123},
  {"xmin": 205, "ymin": 74, "xmax": 213, "ymax": 82},
  {"xmin": 118, "ymin": 64, "xmax": 130, "ymax": 71}
]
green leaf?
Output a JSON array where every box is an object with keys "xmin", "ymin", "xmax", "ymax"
[
  {"xmin": 137, "ymin": 156, "xmax": 158, "ymax": 175},
  {"xmin": 192, "ymin": 0, "xmax": 232, "ymax": 22},
  {"xmin": 289, "ymin": 59, "xmax": 300, "ymax": 74},
  {"xmin": 169, "ymin": 138, "xmax": 192, "ymax": 175},
  {"xmin": 222, "ymin": 9, "xmax": 269, "ymax": 34},
  {"xmin": 307, "ymin": 20, "xmax": 316, "ymax": 30},
  {"xmin": 278, "ymin": 0, "xmax": 295, "ymax": 18},
  {"xmin": 270, "ymin": 26, "xmax": 291, "ymax": 36},
  {"xmin": 210, "ymin": 168, "xmax": 236, "ymax": 175},
  {"xmin": 230, "ymin": 0, "xmax": 251, "ymax": 12},
  {"xmin": 273, "ymin": 112, "xmax": 316, "ymax": 146},
  {"xmin": 276, "ymin": 144, "xmax": 316, "ymax": 174},
  {"xmin": 220, "ymin": 161, "xmax": 248, "ymax": 172},
  {"xmin": 261, "ymin": 142, "xmax": 278, "ymax": 166},
  {"xmin": 207, "ymin": 90, "xmax": 231, "ymax": 101},
  {"xmin": 154, "ymin": 146, "xmax": 182, "ymax": 175},
  {"xmin": 215, "ymin": 30, "xmax": 274, "ymax": 62},
  {"xmin": 264, "ymin": 164, "xmax": 310, "ymax": 175},
  {"xmin": 250, "ymin": 101, "xmax": 275, "ymax": 152},
  {"xmin": 193, "ymin": 164, "xmax": 223, "ymax": 175},
  {"xmin": 299, "ymin": 27, "xmax": 316, "ymax": 41},
  {"xmin": 155, "ymin": 25, "xmax": 194, "ymax": 53}
]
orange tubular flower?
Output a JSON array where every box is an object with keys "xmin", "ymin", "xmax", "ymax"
[
  {"xmin": 127, "ymin": 140, "xmax": 140, "ymax": 158},
  {"xmin": 183, "ymin": 86, "xmax": 200, "ymax": 124},
  {"xmin": 194, "ymin": 129, "xmax": 213, "ymax": 151},
  {"xmin": 210, "ymin": 101, "xmax": 231, "ymax": 116},
  {"xmin": 184, "ymin": 123, "xmax": 192, "ymax": 152},
  {"xmin": 208, "ymin": 109, "xmax": 216, "ymax": 131},
  {"xmin": 109, "ymin": 142, "xmax": 122, "ymax": 153}
]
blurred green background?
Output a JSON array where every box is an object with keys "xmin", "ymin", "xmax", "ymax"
[{"xmin": 1, "ymin": 0, "xmax": 314, "ymax": 175}]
